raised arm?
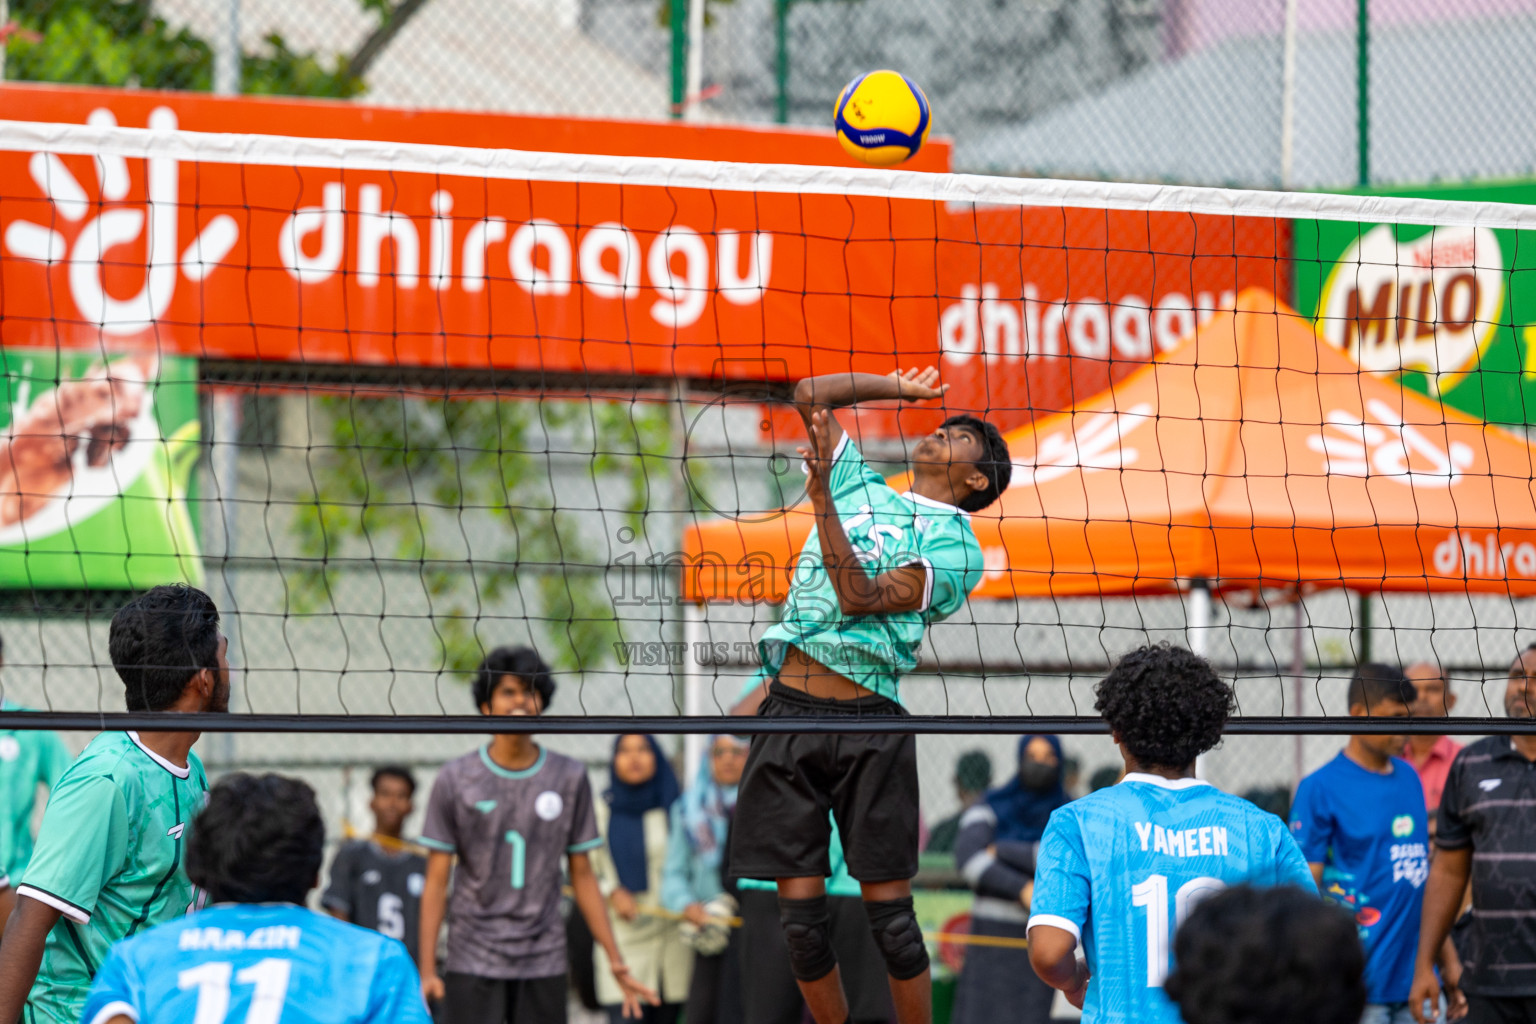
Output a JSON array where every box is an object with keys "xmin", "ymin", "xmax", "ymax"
[
  {"xmin": 801, "ymin": 410, "xmax": 927, "ymax": 617},
  {"xmin": 791, "ymin": 367, "xmax": 950, "ymax": 441}
]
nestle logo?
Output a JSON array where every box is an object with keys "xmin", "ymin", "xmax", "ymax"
[{"xmin": 860, "ymin": 133, "xmax": 886, "ymax": 145}]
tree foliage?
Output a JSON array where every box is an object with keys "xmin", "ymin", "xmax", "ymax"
[
  {"xmin": 289, "ymin": 395, "xmax": 677, "ymax": 675},
  {"xmin": 4, "ymin": 0, "xmax": 362, "ymax": 97}
]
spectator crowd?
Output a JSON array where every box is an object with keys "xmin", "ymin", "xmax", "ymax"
[
  {"xmin": 2, "ymin": 599, "xmax": 1534, "ymax": 1024},
  {"xmin": 300, "ymin": 644, "xmax": 1536, "ymax": 1024}
]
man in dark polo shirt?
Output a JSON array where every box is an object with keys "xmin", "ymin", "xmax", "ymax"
[{"xmin": 1410, "ymin": 645, "xmax": 1536, "ymax": 1024}]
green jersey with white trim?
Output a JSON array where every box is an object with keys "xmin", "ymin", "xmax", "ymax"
[
  {"xmin": 0, "ymin": 702, "xmax": 71, "ymax": 884},
  {"xmin": 17, "ymin": 731, "xmax": 208, "ymax": 1024},
  {"xmin": 755, "ymin": 434, "xmax": 985, "ymax": 703}
]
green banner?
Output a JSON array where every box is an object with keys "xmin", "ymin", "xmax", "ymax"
[
  {"xmin": 0, "ymin": 348, "xmax": 202, "ymax": 590},
  {"xmin": 1294, "ymin": 180, "xmax": 1536, "ymax": 427}
]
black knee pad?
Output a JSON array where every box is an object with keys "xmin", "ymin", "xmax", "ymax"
[
  {"xmin": 778, "ymin": 895, "xmax": 838, "ymax": 982},
  {"xmin": 865, "ymin": 897, "xmax": 929, "ymax": 981}
]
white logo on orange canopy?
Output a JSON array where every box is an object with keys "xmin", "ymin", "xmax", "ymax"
[
  {"xmin": 1009, "ymin": 403, "xmax": 1153, "ymax": 488},
  {"xmin": 1307, "ymin": 398, "xmax": 1475, "ymax": 488}
]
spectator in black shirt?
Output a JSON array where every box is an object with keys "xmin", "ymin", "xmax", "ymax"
[
  {"xmin": 322, "ymin": 766, "xmax": 428, "ymax": 963},
  {"xmin": 1410, "ymin": 646, "xmax": 1536, "ymax": 1024}
]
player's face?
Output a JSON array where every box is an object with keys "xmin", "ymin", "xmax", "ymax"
[
  {"xmin": 710, "ymin": 738, "xmax": 748, "ymax": 787},
  {"xmin": 912, "ymin": 424, "xmax": 982, "ymax": 466},
  {"xmin": 614, "ymin": 734, "xmax": 657, "ymax": 786},
  {"xmin": 370, "ymin": 775, "xmax": 414, "ymax": 835},
  {"xmin": 1351, "ymin": 697, "xmax": 1410, "ymax": 756},
  {"xmin": 205, "ymin": 633, "xmax": 231, "ymax": 714},
  {"xmin": 482, "ymin": 673, "xmax": 542, "ymax": 716},
  {"xmin": 1505, "ymin": 651, "xmax": 1536, "ymax": 718}
]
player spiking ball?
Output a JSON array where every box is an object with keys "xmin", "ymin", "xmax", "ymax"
[{"xmin": 730, "ymin": 367, "xmax": 1010, "ymax": 1024}]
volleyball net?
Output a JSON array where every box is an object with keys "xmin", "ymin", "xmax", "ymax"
[{"xmin": 0, "ymin": 114, "xmax": 1534, "ymax": 748}]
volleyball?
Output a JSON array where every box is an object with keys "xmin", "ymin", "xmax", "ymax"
[{"xmin": 834, "ymin": 70, "xmax": 931, "ymax": 167}]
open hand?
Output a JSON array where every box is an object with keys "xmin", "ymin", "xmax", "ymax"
[
  {"xmin": 888, "ymin": 365, "xmax": 949, "ymax": 403},
  {"xmin": 612, "ymin": 962, "xmax": 661, "ymax": 1018},
  {"xmin": 797, "ymin": 408, "xmax": 840, "ymax": 500}
]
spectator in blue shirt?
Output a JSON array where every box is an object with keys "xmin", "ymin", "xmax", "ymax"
[{"xmin": 1291, "ymin": 664, "xmax": 1430, "ymax": 1024}]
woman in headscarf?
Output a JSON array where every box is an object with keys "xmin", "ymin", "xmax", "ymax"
[
  {"xmin": 591, "ymin": 734, "xmax": 690, "ymax": 1024},
  {"xmin": 661, "ymin": 735, "xmax": 749, "ymax": 1024},
  {"xmin": 951, "ymin": 734, "xmax": 1072, "ymax": 1024}
]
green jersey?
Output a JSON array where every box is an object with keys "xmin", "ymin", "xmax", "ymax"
[
  {"xmin": 17, "ymin": 731, "xmax": 208, "ymax": 1024},
  {"xmin": 755, "ymin": 434, "xmax": 984, "ymax": 702},
  {"xmin": 0, "ymin": 703, "xmax": 71, "ymax": 884}
]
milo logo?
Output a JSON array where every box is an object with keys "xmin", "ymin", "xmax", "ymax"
[
  {"xmin": 1317, "ymin": 225, "xmax": 1504, "ymax": 393},
  {"xmin": 1391, "ymin": 815, "xmax": 1414, "ymax": 838}
]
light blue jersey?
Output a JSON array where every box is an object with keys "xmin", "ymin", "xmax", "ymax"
[
  {"xmin": 81, "ymin": 902, "xmax": 430, "ymax": 1024},
  {"xmin": 1028, "ymin": 774, "xmax": 1315, "ymax": 1024}
]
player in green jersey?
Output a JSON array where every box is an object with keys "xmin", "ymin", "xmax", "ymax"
[
  {"xmin": 0, "ymin": 584, "xmax": 229, "ymax": 1024},
  {"xmin": 730, "ymin": 367, "xmax": 1010, "ymax": 1024},
  {"xmin": 0, "ymin": 631, "xmax": 72, "ymax": 936}
]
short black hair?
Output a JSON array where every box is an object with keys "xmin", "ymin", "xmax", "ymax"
[
  {"xmin": 1347, "ymin": 663, "xmax": 1416, "ymax": 713},
  {"xmin": 371, "ymin": 765, "xmax": 416, "ymax": 797},
  {"xmin": 473, "ymin": 645, "xmax": 555, "ymax": 711},
  {"xmin": 941, "ymin": 415, "xmax": 1011, "ymax": 512},
  {"xmin": 1095, "ymin": 644, "xmax": 1235, "ymax": 771},
  {"xmin": 109, "ymin": 585, "xmax": 221, "ymax": 712},
  {"xmin": 1166, "ymin": 885, "xmax": 1366, "ymax": 1024},
  {"xmin": 186, "ymin": 773, "xmax": 323, "ymax": 905}
]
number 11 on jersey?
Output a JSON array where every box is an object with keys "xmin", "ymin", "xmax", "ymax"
[{"xmin": 1131, "ymin": 874, "xmax": 1225, "ymax": 987}]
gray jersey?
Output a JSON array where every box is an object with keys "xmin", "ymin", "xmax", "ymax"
[
  {"xmin": 320, "ymin": 839, "xmax": 428, "ymax": 962},
  {"xmin": 421, "ymin": 745, "xmax": 600, "ymax": 979}
]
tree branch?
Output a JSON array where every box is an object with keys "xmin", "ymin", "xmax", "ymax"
[{"xmin": 347, "ymin": 0, "xmax": 433, "ymax": 82}]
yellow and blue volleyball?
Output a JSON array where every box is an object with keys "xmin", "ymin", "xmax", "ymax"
[{"xmin": 834, "ymin": 70, "xmax": 931, "ymax": 167}]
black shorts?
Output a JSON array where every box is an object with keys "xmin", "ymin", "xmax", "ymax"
[
  {"xmin": 729, "ymin": 681, "xmax": 920, "ymax": 883},
  {"xmin": 443, "ymin": 972, "xmax": 567, "ymax": 1024}
]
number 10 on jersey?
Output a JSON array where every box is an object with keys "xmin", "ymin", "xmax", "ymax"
[{"xmin": 1131, "ymin": 874, "xmax": 1225, "ymax": 987}]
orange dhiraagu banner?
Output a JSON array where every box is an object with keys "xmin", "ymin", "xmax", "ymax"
[
  {"xmin": 0, "ymin": 85, "xmax": 952, "ymax": 382},
  {"xmin": 0, "ymin": 84, "xmax": 1283, "ymax": 412}
]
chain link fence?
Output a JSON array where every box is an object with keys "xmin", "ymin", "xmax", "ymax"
[
  {"xmin": 9, "ymin": 0, "xmax": 1536, "ymax": 186},
  {"xmin": 4, "ymin": 0, "xmax": 1536, "ymax": 880}
]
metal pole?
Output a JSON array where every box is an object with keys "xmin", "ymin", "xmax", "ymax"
[
  {"xmin": 206, "ymin": 390, "xmax": 243, "ymax": 766},
  {"xmin": 1356, "ymin": 0, "xmax": 1369, "ymax": 187},
  {"xmin": 1280, "ymin": 0, "xmax": 1298, "ymax": 189},
  {"xmin": 669, "ymin": 0, "xmax": 687, "ymax": 117},
  {"xmin": 1, "ymin": 0, "xmax": 8, "ymax": 81},
  {"xmin": 1292, "ymin": 591, "xmax": 1306, "ymax": 786},
  {"xmin": 1358, "ymin": 593, "xmax": 1373, "ymax": 663},
  {"xmin": 774, "ymin": 0, "xmax": 789, "ymax": 124},
  {"xmin": 683, "ymin": 604, "xmax": 706, "ymax": 783},
  {"xmin": 213, "ymin": 0, "xmax": 240, "ymax": 95},
  {"xmin": 684, "ymin": 0, "xmax": 706, "ymax": 121},
  {"xmin": 1186, "ymin": 578, "xmax": 1211, "ymax": 658},
  {"xmin": 1188, "ymin": 579, "xmax": 1212, "ymax": 779}
]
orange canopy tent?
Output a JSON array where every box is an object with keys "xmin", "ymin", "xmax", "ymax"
[{"xmin": 682, "ymin": 290, "xmax": 1536, "ymax": 602}]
